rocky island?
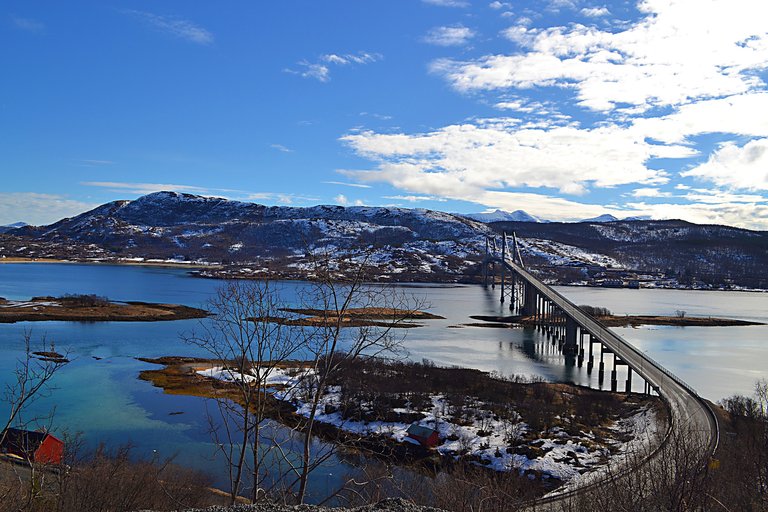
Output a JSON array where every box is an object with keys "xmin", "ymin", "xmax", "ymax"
[{"xmin": 0, "ymin": 294, "xmax": 208, "ymax": 323}]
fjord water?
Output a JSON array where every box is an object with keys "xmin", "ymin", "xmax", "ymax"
[{"xmin": 1, "ymin": 263, "xmax": 766, "ymax": 494}]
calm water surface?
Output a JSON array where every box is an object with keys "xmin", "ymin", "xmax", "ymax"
[{"xmin": 1, "ymin": 263, "xmax": 766, "ymax": 496}]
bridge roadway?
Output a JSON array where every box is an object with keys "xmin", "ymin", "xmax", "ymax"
[{"xmin": 494, "ymin": 256, "xmax": 719, "ymax": 502}]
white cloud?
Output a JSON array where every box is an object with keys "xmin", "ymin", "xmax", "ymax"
[
  {"xmin": 82, "ymin": 181, "xmax": 319, "ymax": 204},
  {"xmin": 682, "ymin": 189, "xmax": 767, "ymax": 204},
  {"xmin": 79, "ymin": 159, "xmax": 114, "ymax": 167},
  {"xmin": 270, "ymin": 144, "xmax": 294, "ymax": 153},
  {"xmin": 632, "ymin": 92, "xmax": 768, "ymax": 144},
  {"xmin": 287, "ymin": 52, "xmax": 381, "ymax": 82},
  {"xmin": 323, "ymin": 181, "xmax": 372, "ymax": 189},
  {"xmin": 630, "ymin": 187, "xmax": 672, "ymax": 198},
  {"xmin": 423, "ymin": 25, "xmax": 476, "ymax": 47},
  {"xmin": 625, "ymin": 200, "xmax": 768, "ymax": 230},
  {"xmin": 0, "ymin": 193, "xmax": 97, "ymax": 226},
  {"xmin": 432, "ymin": 0, "xmax": 768, "ymax": 112},
  {"xmin": 489, "ymin": 1, "xmax": 512, "ymax": 9},
  {"xmin": 245, "ymin": 193, "xmax": 319, "ymax": 205},
  {"xmin": 333, "ymin": 194, "xmax": 365, "ymax": 206},
  {"xmin": 12, "ymin": 17, "xmax": 44, "ymax": 33},
  {"xmin": 124, "ymin": 10, "xmax": 213, "ymax": 45},
  {"xmin": 359, "ymin": 112, "xmax": 393, "ymax": 121},
  {"xmin": 580, "ymin": 6, "xmax": 610, "ymax": 17},
  {"xmin": 82, "ymin": 181, "xmax": 217, "ymax": 195},
  {"xmin": 383, "ymin": 195, "xmax": 447, "ymax": 202},
  {"xmin": 422, "ymin": 0, "xmax": 470, "ymax": 7},
  {"xmin": 321, "ymin": 52, "xmax": 380, "ymax": 65},
  {"xmin": 681, "ymin": 138, "xmax": 768, "ymax": 191},
  {"xmin": 285, "ymin": 61, "xmax": 330, "ymax": 82},
  {"xmin": 341, "ymin": 121, "xmax": 684, "ymax": 196}
]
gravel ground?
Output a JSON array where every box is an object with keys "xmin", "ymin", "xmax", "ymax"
[{"xmin": 173, "ymin": 498, "xmax": 445, "ymax": 512}]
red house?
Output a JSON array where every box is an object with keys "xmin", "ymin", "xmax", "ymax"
[
  {"xmin": 1, "ymin": 428, "xmax": 64, "ymax": 465},
  {"xmin": 406, "ymin": 424, "xmax": 440, "ymax": 448}
]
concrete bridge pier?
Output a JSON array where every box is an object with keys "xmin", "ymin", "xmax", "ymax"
[
  {"xmin": 626, "ymin": 367, "xmax": 633, "ymax": 393},
  {"xmin": 587, "ymin": 333, "xmax": 594, "ymax": 373},
  {"xmin": 598, "ymin": 347, "xmax": 605, "ymax": 384},
  {"xmin": 500, "ymin": 233, "xmax": 507, "ymax": 303},
  {"xmin": 577, "ymin": 330, "xmax": 585, "ymax": 366},
  {"xmin": 546, "ymin": 302, "xmax": 554, "ymax": 339},
  {"xmin": 611, "ymin": 355, "xmax": 618, "ymax": 392},
  {"xmin": 563, "ymin": 316, "xmax": 578, "ymax": 355}
]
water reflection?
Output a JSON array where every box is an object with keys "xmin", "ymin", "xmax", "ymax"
[{"xmin": 0, "ymin": 263, "xmax": 767, "ymax": 498}]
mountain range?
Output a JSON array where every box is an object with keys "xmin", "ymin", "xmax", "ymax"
[
  {"xmin": 463, "ymin": 211, "xmax": 652, "ymax": 224},
  {"xmin": 2, "ymin": 192, "xmax": 766, "ymax": 288},
  {"xmin": 0, "ymin": 222, "xmax": 28, "ymax": 234}
]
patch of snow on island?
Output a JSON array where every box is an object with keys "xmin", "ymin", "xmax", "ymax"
[{"xmin": 197, "ymin": 365, "xmax": 655, "ymax": 483}]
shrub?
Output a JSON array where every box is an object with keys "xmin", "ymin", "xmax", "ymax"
[
  {"xmin": 57, "ymin": 294, "xmax": 111, "ymax": 307},
  {"xmin": 578, "ymin": 305, "xmax": 612, "ymax": 317}
]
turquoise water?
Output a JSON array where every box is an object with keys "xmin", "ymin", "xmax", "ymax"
[{"xmin": 1, "ymin": 263, "xmax": 766, "ymax": 496}]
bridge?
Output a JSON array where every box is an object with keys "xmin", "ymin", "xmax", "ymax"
[{"xmin": 482, "ymin": 233, "xmax": 719, "ymax": 502}]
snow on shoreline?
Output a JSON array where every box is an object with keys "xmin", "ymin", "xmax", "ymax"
[{"xmin": 197, "ymin": 365, "xmax": 658, "ymax": 482}]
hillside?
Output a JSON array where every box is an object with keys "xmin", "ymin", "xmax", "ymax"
[
  {"xmin": 492, "ymin": 220, "xmax": 768, "ymax": 289},
  {"xmin": 3, "ymin": 192, "xmax": 491, "ymax": 282},
  {"xmin": 2, "ymin": 192, "xmax": 767, "ymax": 289}
]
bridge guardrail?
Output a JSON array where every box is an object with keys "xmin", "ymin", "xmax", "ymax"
[
  {"xmin": 484, "ymin": 242, "xmax": 720, "ymax": 507},
  {"xmin": 489, "ymin": 248, "xmax": 719, "ymax": 453}
]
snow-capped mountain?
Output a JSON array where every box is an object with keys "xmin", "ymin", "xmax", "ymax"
[
  {"xmin": 3, "ymin": 191, "xmax": 767, "ymax": 288},
  {"xmin": 579, "ymin": 214, "xmax": 619, "ymax": 223},
  {"xmin": 9, "ymin": 191, "xmax": 492, "ymax": 280},
  {"xmin": 0, "ymin": 222, "xmax": 28, "ymax": 233},
  {"xmin": 463, "ymin": 209, "xmax": 544, "ymax": 223},
  {"xmin": 487, "ymin": 219, "xmax": 768, "ymax": 289}
]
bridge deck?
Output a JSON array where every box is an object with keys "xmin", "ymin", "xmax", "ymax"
[{"xmin": 490, "ymin": 255, "xmax": 719, "ymax": 502}]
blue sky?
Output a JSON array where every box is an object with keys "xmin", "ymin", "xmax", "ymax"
[{"xmin": 3, "ymin": 0, "xmax": 768, "ymax": 229}]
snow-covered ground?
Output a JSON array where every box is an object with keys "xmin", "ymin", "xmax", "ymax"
[
  {"xmin": 521, "ymin": 238, "xmax": 623, "ymax": 268},
  {"xmin": 0, "ymin": 300, "xmax": 61, "ymax": 308},
  {"xmin": 197, "ymin": 364, "xmax": 657, "ymax": 483}
]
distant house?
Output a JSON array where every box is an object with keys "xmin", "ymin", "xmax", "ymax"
[
  {"xmin": 1, "ymin": 428, "xmax": 64, "ymax": 465},
  {"xmin": 406, "ymin": 424, "xmax": 439, "ymax": 448}
]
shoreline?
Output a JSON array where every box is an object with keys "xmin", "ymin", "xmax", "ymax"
[
  {"xmin": 469, "ymin": 314, "xmax": 764, "ymax": 328},
  {"xmin": 0, "ymin": 296, "xmax": 209, "ymax": 323},
  {"xmin": 1, "ymin": 257, "xmax": 767, "ymax": 293},
  {"xmin": 139, "ymin": 356, "xmax": 662, "ymax": 488},
  {"xmin": 0, "ymin": 256, "xmax": 221, "ymax": 270}
]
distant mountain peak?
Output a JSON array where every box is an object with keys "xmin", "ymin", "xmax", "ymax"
[
  {"xmin": 0, "ymin": 221, "xmax": 29, "ymax": 234},
  {"xmin": 580, "ymin": 214, "xmax": 619, "ymax": 223},
  {"xmin": 463, "ymin": 209, "xmax": 543, "ymax": 223}
]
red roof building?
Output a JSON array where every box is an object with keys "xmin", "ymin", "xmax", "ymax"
[
  {"xmin": 1, "ymin": 428, "xmax": 64, "ymax": 465},
  {"xmin": 406, "ymin": 423, "xmax": 440, "ymax": 448}
]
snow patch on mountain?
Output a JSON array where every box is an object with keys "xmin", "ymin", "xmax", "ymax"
[
  {"xmin": 520, "ymin": 238, "xmax": 623, "ymax": 268},
  {"xmin": 463, "ymin": 210, "xmax": 544, "ymax": 223},
  {"xmin": 580, "ymin": 214, "xmax": 618, "ymax": 223}
]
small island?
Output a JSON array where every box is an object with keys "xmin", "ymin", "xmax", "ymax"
[
  {"xmin": 251, "ymin": 307, "xmax": 444, "ymax": 329},
  {"xmin": 468, "ymin": 307, "xmax": 763, "ymax": 329},
  {"xmin": 0, "ymin": 294, "xmax": 208, "ymax": 323}
]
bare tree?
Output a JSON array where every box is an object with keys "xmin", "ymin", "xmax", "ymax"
[
  {"xmin": 183, "ymin": 280, "xmax": 302, "ymax": 504},
  {"xmin": 715, "ymin": 379, "xmax": 768, "ymax": 511},
  {"xmin": 557, "ymin": 417, "xmax": 714, "ymax": 512},
  {"xmin": 289, "ymin": 260, "xmax": 420, "ymax": 503},
  {"xmin": 1, "ymin": 332, "xmax": 67, "ymax": 441},
  {"xmin": 0, "ymin": 331, "xmax": 68, "ymax": 511}
]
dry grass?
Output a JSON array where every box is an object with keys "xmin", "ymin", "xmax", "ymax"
[
  {"xmin": 249, "ymin": 307, "xmax": 443, "ymax": 329},
  {"xmin": 0, "ymin": 298, "xmax": 208, "ymax": 323}
]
